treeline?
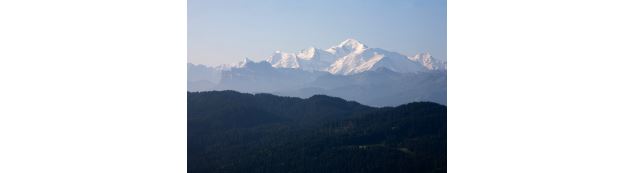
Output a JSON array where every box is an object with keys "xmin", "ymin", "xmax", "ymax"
[{"xmin": 188, "ymin": 91, "xmax": 446, "ymax": 173}]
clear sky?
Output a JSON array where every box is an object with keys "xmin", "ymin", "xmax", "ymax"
[{"xmin": 188, "ymin": 0, "xmax": 446, "ymax": 66}]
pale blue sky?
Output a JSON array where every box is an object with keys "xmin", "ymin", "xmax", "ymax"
[{"xmin": 188, "ymin": 0, "xmax": 446, "ymax": 66}]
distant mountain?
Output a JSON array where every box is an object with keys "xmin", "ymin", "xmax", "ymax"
[
  {"xmin": 187, "ymin": 63, "xmax": 221, "ymax": 91},
  {"xmin": 214, "ymin": 60, "xmax": 326, "ymax": 93},
  {"xmin": 266, "ymin": 47, "xmax": 338, "ymax": 71},
  {"xmin": 324, "ymin": 39, "xmax": 423, "ymax": 75},
  {"xmin": 263, "ymin": 38, "xmax": 446, "ymax": 74},
  {"xmin": 187, "ymin": 39, "xmax": 446, "ymax": 106},
  {"xmin": 409, "ymin": 52, "xmax": 447, "ymax": 71},
  {"xmin": 281, "ymin": 69, "xmax": 447, "ymax": 106},
  {"xmin": 188, "ymin": 91, "xmax": 446, "ymax": 173}
]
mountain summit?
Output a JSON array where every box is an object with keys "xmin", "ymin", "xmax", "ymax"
[
  {"xmin": 328, "ymin": 38, "xmax": 368, "ymax": 54},
  {"xmin": 337, "ymin": 38, "xmax": 366, "ymax": 48},
  {"xmin": 262, "ymin": 38, "xmax": 445, "ymax": 75}
]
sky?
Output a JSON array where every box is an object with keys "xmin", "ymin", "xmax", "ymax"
[{"xmin": 188, "ymin": 0, "xmax": 446, "ymax": 66}]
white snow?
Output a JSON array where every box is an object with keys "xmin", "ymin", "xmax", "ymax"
[
  {"xmin": 228, "ymin": 39, "xmax": 445, "ymax": 75},
  {"xmin": 408, "ymin": 52, "xmax": 446, "ymax": 71}
]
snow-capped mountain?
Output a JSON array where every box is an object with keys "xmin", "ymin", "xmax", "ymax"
[
  {"xmin": 262, "ymin": 38, "xmax": 445, "ymax": 75},
  {"xmin": 187, "ymin": 39, "xmax": 447, "ymax": 106},
  {"xmin": 265, "ymin": 48, "xmax": 337, "ymax": 71},
  {"xmin": 409, "ymin": 52, "xmax": 447, "ymax": 71},
  {"xmin": 325, "ymin": 38, "xmax": 369, "ymax": 57},
  {"xmin": 328, "ymin": 47, "xmax": 426, "ymax": 75}
]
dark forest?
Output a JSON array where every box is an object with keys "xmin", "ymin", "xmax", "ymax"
[{"xmin": 188, "ymin": 91, "xmax": 446, "ymax": 173}]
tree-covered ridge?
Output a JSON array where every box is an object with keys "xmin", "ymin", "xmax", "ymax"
[{"xmin": 188, "ymin": 91, "xmax": 446, "ymax": 173}]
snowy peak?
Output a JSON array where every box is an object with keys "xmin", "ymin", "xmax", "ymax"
[
  {"xmin": 266, "ymin": 51, "xmax": 299, "ymax": 68},
  {"xmin": 265, "ymin": 46, "xmax": 338, "ymax": 71},
  {"xmin": 409, "ymin": 52, "xmax": 446, "ymax": 70},
  {"xmin": 326, "ymin": 38, "xmax": 368, "ymax": 55},
  {"xmin": 230, "ymin": 39, "xmax": 444, "ymax": 75},
  {"xmin": 328, "ymin": 48, "xmax": 423, "ymax": 75},
  {"xmin": 409, "ymin": 52, "xmax": 431, "ymax": 60},
  {"xmin": 297, "ymin": 47, "xmax": 317, "ymax": 60},
  {"xmin": 336, "ymin": 38, "xmax": 368, "ymax": 51}
]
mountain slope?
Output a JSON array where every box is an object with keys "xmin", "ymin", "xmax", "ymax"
[
  {"xmin": 214, "ymin": 60, "xmax": 328, "ymax": 93},
  {"xmin": 282, "ymin": 69, "xmax": 447, "ymax": 106},
  {"xmin": 217, "ymin": 66, "xmax": 446, "ymax": 106},
  {"xmin": 266, "ymin": 47, "xmax": 338, "ymax": 71},
  {"xmin": 409, "ymin": 52, "xmax": 447, "ymax": 71},
  {"xmin": 187, "ymin": 63, "xmax": 223, "ymax": 91},
  {"xmin": 188, "ymin": 91, "xmax": 446, "ymax": 173},
  {"xmin": 328, "ymin": 47, "xmax": 424, "ymax": 75}
]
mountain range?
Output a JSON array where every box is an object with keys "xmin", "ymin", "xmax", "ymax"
[{"xmin": 188, "ymin": 39, "xmax": 447, "ymax": 106}]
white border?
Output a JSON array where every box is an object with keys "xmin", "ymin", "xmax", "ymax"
[
  {"xmin": 450, "ymin": 0, "xmax": 635, "ymax": 172},
  {"xmin": 1, "ymin": 0, "xmax": 635, "ymax": 172},
  {"xmin": 0, "ymin": 0, "xmax": 186, "ymax": 172}
]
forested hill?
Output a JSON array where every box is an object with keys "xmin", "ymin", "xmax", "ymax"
[{"xmin": 188, "ymin": 91, "xmax": 446, "ymax": 173}]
